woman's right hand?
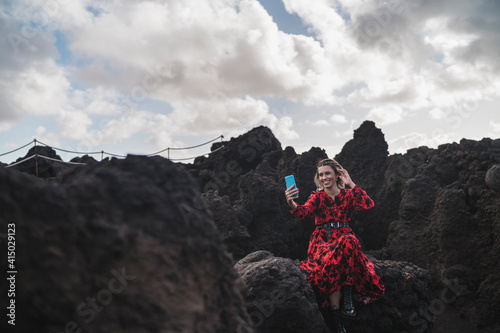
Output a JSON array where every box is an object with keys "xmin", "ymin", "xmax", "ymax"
[{"xmin": 285, "ymin": 185, "xmax": 299, "ymax": 210}]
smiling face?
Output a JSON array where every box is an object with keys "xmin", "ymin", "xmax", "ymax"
[
  {"xmin": 314, "ymin": 158, "xmax": 345, "ymax": 191},
  {"xmin": 317, "ymin": 165, "xmax": 339, "ymax": 190}
]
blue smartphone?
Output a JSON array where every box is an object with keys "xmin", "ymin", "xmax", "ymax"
[{"xmin": 285, "ymin": 175, "xmax": 299, "ymax": 198}]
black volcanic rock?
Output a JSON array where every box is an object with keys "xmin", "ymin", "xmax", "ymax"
[
  {"xmin": 189, "ymin": 127, "xmax": 328, "ymax": 261},
  {"xmin": 70, "ymin": 154, "xmax": 100, "ymax": 165},
  {"xmin": 386, "ymin": 139, "xmax": 500, "ymax": 330},
  {"xmin": 5, "ymin": 122, "xmax": 498, "ymax": 332},
  {"xmin": 485, "ymin": 163, "xmax": 500, "ymax": 192},
  {"xmin": 202, "ymin": 190, "xmax": 252, "ymax": 260},
  {"xmin": 234, "ymin": 251, "xmax": 331, "ymax": 333},
  {"xmin": 10, "ymin": 145, "xmax": 72, "ymax": 178},
  {"xmin": 335, "ymin": 120, "xmax": 389, "ymax": 192},
  {"xmin": 335, "ymin": 121, "xmax": 390, "ymax": 250},
  {"xmin": 190, "ymin": 124, "xmax": 500, "ymax": 332},
  {"xmin": 235, "ymin": 251, "xmax": 434, "ymax": 333},
  {"xmin": 0, "ymin": 155, "xmax": 252, "ymax": 333},
  {"xmin": 191, "ymin": 126, "xmax": 282, "ymax": 201}
]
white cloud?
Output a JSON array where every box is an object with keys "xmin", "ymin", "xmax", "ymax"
[
  {"xmin": 1, "ymin": 0, "xmax": 500, "ymax": 157},
  {"xmin": 0, "ymin": 60, "xmax": 71, "ymax": 119},
  {"xmin": 0, "ymin": 121, "xmax": 14, "ymax": 133},
  {"xmin": 429, "ymin": 108, "xmax": 445, "ymax": 120},
  {"xmin": 35, "ymin": 126, "xmax": 60, "ymax": 147},
  {"xmin": 366, "ymin": 105, "xmax": 404, "ymax": 125},
  {"xmin": 58, "ymin": 110, "xmax": 92, "ymax": 140},
  {"xmin": 490, "ymin": 121, "xmax": 500, "ymax": 136},
  {"xmin": 389, "ymin": 131, "xmax": 451, "ymax": 154},
  {"xmin": 170, "ymin": 95, "xmax": 269, "ymax": 133},
  {"xmin": 50, "ymin": 0, "xmax": 339, "ymax": 105},
  {"xmin": 263, "ymin": 114, "xmax": 299, "ymax": 141},
  {"xmin": 307, "ymin": 119, "xmax": 330, "ymax": 127},
  {"xmin": 72, "ymin": 87, "xmax": 123, "ymax": 116},
  {"xmin": 330, "ymin": 114, "xmax": 348, "ymax": 124}
]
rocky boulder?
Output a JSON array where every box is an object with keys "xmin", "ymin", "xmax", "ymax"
[
  {"xmin": 386, "ymin": 139, "xmax": 500, "ymax": 330},
  {"xmin": 334, "ymin": 120, "xmax": 390, "ymax": 250},
  {"xmin": 192, "ymin": 124, "xmax": 500, "ymax": 332},
  {"xmin": 10, "ymin": 145, "xmax": 72, "ymax": 179},
  {"xmin": 0, "ymin": 155, "xmax": 252, "ymax": 333},
  {"xmin": 485, "ymin": 163, "xmax": 500, "ymax": 192},
  {"xmin": 235, "ymin": 251, "xmax": 434, "ymax": 333},
  {"xmin": 191, "ymin": 127, "xmax": 328, "ymax": 261},
  {"xmin": 234, "ymin": 251, "xmax": 331, "ymax": 333}
]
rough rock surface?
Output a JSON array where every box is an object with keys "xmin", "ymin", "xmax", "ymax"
[
  {"xmin": 234, "ymin": 251, "xmax": 331, "ymax": 333},
  {"xmin": 190, "ymin": 123, "xmax": 500, "ymax": 332},
  {"xmin": 10, "ymin": 145, "xmax": 72, "ymax": 179},
  {"xmin": 334, "ymin": 121, "xmax": 390, "ymax": 250},
  {"xmin": 190, "ymin": 126, "xmax": 328, "ymax": 261},
  {"xmin": 385, "ymin": 139, "xmax": 500, "ymax": 331},
  {"xmin": 0, "ymin": 155, "xmax": 252, "ymax": 333},
  {"xmin": 3, "ymin": 121, "xmax": 500, "ymax": 332},
  {"xmin": 235, "ymin": 251, "xmax": 434, "ymax": 333},
  {"xmin": 485, "ymin": 163, "xmax": 500, "ymax": 192}
]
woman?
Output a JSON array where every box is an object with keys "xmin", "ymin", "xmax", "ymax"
[{"xmin": 285, "ymin": 158, "xmax": 384, "ymax": 333}]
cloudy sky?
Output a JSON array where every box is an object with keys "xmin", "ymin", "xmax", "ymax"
[{"xmin": 1, "ymin": 0, "xmax": 499, "ymax": 163}]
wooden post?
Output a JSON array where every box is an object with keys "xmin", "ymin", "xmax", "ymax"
[{"xmin": 34, "ymin": 139, "xmax": 39, "ymax": 177}]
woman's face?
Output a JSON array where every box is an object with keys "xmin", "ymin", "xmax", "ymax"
[{"xmin": 317, "ymin": 165, "xmax": 338, "ymax": 190}]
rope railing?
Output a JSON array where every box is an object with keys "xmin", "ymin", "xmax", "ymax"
[
  {"xmin": 168, "ymin": 144, "xmax": 225, "ymax": 161},
  {"xmin": 0, "ymin": 141, "xmax": 34, "ymax": 157},
  {"xmin": 5, "ymin": 155, "xmax": 36, "ymax": 168},
  {"xmin": 37, "ymin": 155, "xmax": 87, "ymax": 166},
  {"xmin": 1, "ymin": 135, "xmax": 225, "ymax": 175}
]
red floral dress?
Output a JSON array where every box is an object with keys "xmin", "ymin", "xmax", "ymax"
[{"xmin": 291, "ymin": 185, "xmax": 385, "ymax": 307}]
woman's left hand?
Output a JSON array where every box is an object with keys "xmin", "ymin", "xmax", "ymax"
[{"xmin": 338, "ymin": 168, "xmax": 356, "ymax": 188}]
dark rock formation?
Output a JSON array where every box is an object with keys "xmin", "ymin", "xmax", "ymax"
[
  {"xmin": 10, "ymin": 145, "xmax": 72, "ymax": 178},
  {"xmin": 192, "ymin": 126, "xmax": 282, "ymax": 202},
  {"xmin": 3, "ymin": 122, "xmax": 500, "ymax": 332},
  {"xmin": 335, "ymin": 120, "xmax": 390, "ymax": 250},
  {"xmin": 190, "ymin": 126, "xmax": 328, "ymax": 261},
  {"xmin": 485, "ymin": 163, "xmax": 500, "ymax": 192},
  {"xmin": 235, "ymin": 251, "xmax": 434, "ymax": 333},
  {"xmin": 0, "ymin": 155, "xmax": 252, "ymax": 333},
  {"xmin": 344, "ymin": 258, "xmax": 434, "ymax": 333},
  {"xmin": 385, "ymin": 139, "xmax": 500, "ymax": 331},
  {"xmin": 70, "ymin": 154, "xmax": 100, "ymax": 165},
  {"xmin": 234, "ymin": 251, "xmax": 331, "ymax": 333},
  {"xmin": 189, "ymin": 124, "xmax": 500, "ymax": 332}
]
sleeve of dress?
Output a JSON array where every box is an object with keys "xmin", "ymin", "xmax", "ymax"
[
  {"xmin": 348, "ymin": 185, "xmax": 374, "ymax": 211},
  {"xmin": 290, "ymin": 191, "xmax": 320, "ymax": 220}
]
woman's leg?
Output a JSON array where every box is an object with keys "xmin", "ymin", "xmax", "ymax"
[
  {"xmin": 329, "ymin": 290, "xmax": 347, "ymax": 333},
  {"xmin": 328, "ymin": 289, "xmax": 341, "ymax": 309}
]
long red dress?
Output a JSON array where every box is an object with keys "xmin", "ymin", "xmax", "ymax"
[{"xmin": 291, "ymin": 185, "xmax": 385, "ymax": 307}]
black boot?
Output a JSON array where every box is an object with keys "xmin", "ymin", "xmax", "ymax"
[
  {"xmin": 341, "ymin": 285, "xmax": 356, "ymax": 318},
  {"xmin": 333, "ymin": 309, "xmax": 347, "ymax": 333}
]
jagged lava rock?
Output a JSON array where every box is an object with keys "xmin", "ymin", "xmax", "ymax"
[
  {"xmin": 190, "ymin": 126, "xmax": 328, "ymax": 261},
  {"xmin": 10, "ymin": 145, "xmax": 72, "ymax": 178},
  {"xmin": 235, "ymin": 251, "xmax": 434, "ymax": 333},
  {"xmin": 386, "ymin": 139, "xmax": 500, "ymax": 331},
  {"xmin": 234, "ymin": 251, "xmax": 331, "ymax": 333},
  {"xmin": 0, "ymin": 155, "xmax": 252, "ymax": 333},
  {"xmin": 485, "ymin": 163, "xmax": 500, "ymax": 192},
  {"xmin": 335, "ymin": 120, "xmax": 389, "ymax": 250},
  {"xmin": 192, "ymin": 124, "xmax": 500, "ymax": 332},
  {"xmin": 191, "ymin": 126, "xmax": 282, "ymax": 202},
  {"xmin": 335, "ymin": 120, "xmax": 389, "ymax": 193}
]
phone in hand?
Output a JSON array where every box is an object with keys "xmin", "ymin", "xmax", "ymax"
[{"xmin": 285, "ymin": 175, "xmax": 299, "ymax": 198}]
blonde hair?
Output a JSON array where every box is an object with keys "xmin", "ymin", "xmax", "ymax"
[{"xmin": 314, "ymin": 158, "xmax": 345, "ymax": 191}]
